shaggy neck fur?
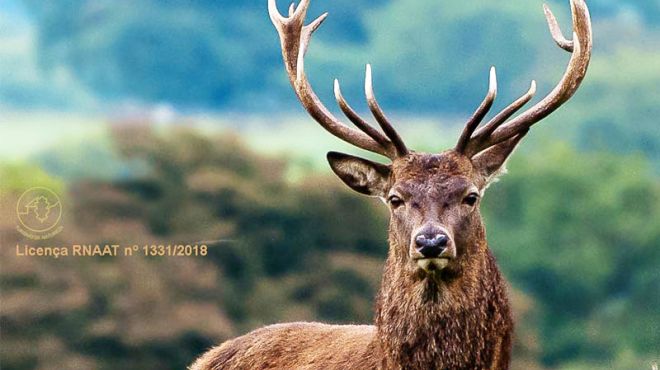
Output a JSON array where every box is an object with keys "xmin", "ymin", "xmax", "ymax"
[{"xmin": 373, "ymin": 228, "xmax": 513, "ymax": 370}]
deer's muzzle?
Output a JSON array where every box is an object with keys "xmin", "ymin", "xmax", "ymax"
[{"xmin": 411, "ymin": 226, "xmax": 456, "ymax": 272}]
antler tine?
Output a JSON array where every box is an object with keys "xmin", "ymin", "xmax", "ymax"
[
  {"xmin": 544, "ymin": 3, "xmax": 573, "ymax": 52},
  {"xmin": 465, "ymin": 80, "xmax": 537, "ymax": 156},
  {"xmin": 268, "ymin": 0, "xmax": 397, "ymax": 158},
  {"xmin": 365, "ymin": 64, "xmax": 409, "ymax": 157},
  {"xmin": 334, "ymin": 79, "xmax": 395, "ymax": 151},
  {"xmin": 455, "ymin": 67, "xmax": 497, "ymax": 153},
  {"xmin": 473, "ymin": 0, "xmax": 592, "ymax": 152}
]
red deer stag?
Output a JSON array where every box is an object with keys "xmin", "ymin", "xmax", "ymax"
[{"xmin": 191, "ymin": 0, "xmax": 592, "ymax": 368}]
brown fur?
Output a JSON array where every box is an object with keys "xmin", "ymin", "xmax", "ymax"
[
  {"xmin": 190, "ymin": 323, "xmax": 380, "ymax": 370},
  {"xmin": 191, "ymin": 150, "xmax": 516, "ymax": 370}
]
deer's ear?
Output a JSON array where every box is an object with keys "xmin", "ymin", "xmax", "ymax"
[
  {"xmin": 471, "ymin": 132, "xmax": 526, "ymax": 182},
  {"xmin": 327, "ymin": 151, "xmax": 391, "ymax": 197}
]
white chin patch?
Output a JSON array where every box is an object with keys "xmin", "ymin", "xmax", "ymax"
[{"xmin": 417, "ymin": 258, "xmax": 449, "ymax": 272}]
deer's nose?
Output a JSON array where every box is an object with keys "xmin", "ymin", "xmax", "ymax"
[{"xmin": 415, "ymin": 232, "xmax": 450, "ymax": 258}]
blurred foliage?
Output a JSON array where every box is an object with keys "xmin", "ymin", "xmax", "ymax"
[
  {"xmin": 1, "ymin": 127, "xmax": 658, "ymax": 370},
  {"xmin": 0, "ymin": 126, "xmax": 390, "ymax": 370},
  {"xmin": 0, "ymin": 162, "xmax": 64, "ymax": 195},
  {"xmin": 552, "ymin": 48, "xmax": 660, "ymax": 168},
  {"xmin": 483, "ymin": 144, "xmax": 660, "ymax": 366},
  {"xmin": 4, "ymin": 0, "xmax": 657, "ymax": 110},
  {"xmin": 357, "ymin": 0, "xmax": 542, "ymax": 113}
]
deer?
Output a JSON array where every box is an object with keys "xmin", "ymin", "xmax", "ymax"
[{"xmin": 190, "ymin": 0, "xmax": 592, "ymax": 369}]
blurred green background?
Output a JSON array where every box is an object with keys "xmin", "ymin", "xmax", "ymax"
[{"xmin": 0, "ymin": 0, "xmax": 658, "ymax": 369}]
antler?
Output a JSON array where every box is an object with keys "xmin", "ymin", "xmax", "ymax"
[
  {"xmin": 457, "ymin": 0, "xmax": 592, "ymax": 157},
  {"xmin": 268, "ymin": 0, "xmax": 408, "ymax": 159}
]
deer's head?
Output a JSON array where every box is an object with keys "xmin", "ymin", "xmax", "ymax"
[
  {"xmin": 328, "ymin": 149, "xmax": 506, "ymax": 278},
  {"xmin": 269, "ymin": 0, "xmax": 591, "ymax": 280}
]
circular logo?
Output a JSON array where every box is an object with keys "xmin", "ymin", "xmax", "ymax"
[{"xmin": 16, "ymin": 187, "xmax": 63, "ymax": 237}]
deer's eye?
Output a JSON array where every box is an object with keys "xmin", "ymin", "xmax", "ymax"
[
  {"xmin": 388, "ymin": 195, "xmax": 404, "ymax": 208},
  {"xmin": 463, "ymin": 192, "xmax": 479, "ymax": 206}
]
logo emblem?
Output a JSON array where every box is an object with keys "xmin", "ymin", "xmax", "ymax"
[{"xmin": 16, "ymin": 187, "xmax": 63, "ymax": 239}]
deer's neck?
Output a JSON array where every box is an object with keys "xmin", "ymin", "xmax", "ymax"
[{"xmin": 373, "ymin": 241, "xmax": 512, "ymax": 370}]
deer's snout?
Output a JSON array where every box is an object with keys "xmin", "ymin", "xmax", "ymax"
[
  {"xmin": 412, "ymin": 226, "xmax": 454, "ymax": 260},
  {"xmin": 411, "ymin": 226, "xmax": 455, "ymax": 273},
  {"xmin": 415, "ymin": 233, "xmax": 449, "ymax": 258}
]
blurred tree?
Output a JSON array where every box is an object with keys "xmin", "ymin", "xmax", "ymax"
[
  {"xmin": 361, "ymin": 0, "xmax": 543, "ymax": 113},
  {"xmin": 20, "ymin": 0, "xmax": 280, "ymax": 108},
  {"xmin": 18, "ymin": 0, "xmax": 389, "ymax": 111},
  {"xmin": 14, "ymin": 0, "xmax": 660, "ymax": 124},
  {"xmin": 578, "ymin": 0, "xmax": 660, "ymax": 25},
  {"xmin": 483, "ymin": 143, "xmax": 660, "ymax": 366},
  {"xmin": 548, "ymin": 48, "xmax": 660, "ymax": 170}
]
